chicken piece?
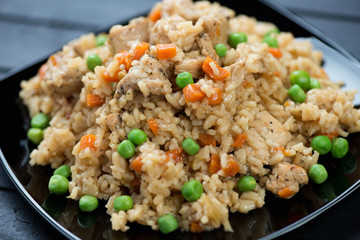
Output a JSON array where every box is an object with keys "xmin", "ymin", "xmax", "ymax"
[
  {"xmin": 200, "ymin": 8, "xmax": 230, "ymax": 46},
  {"xmin": 150, "ymin": 14, "xmax": 185, "ymax": 45},
  {"xmin": 109, "ymin": 17, "xmax": 149, "ymax": 53},
  {"xmin": 70, "ymin": 33, "xmax": 96, "ymax": 57},
  {"xmin": 150, "ymin": 14, "xmax": 203, "ymax": 51},
  {"xmin": 161, "ymin": 0, "xmax": 198, "ymax": 21},
  {"xmin": 174, "ymin": 57, "xmax": 205, "ymax": 79},
  {"xmin": 251, "ymin": 111, "xmax": 292, "ymax": 147},
  {"xmin": 244, "ymin": 128, "xmax": 268, "ymax": 151},
  {"xmin": 45, "ymin": 56, "xmax": 87, "ymax": 97},
  {"xmin": 114, "ymin": 55, "xmax": 172, "ymax": 98},
  {"xmin": 266, "ymin": 162, "xmax": 308, "ymax": 199},
  {"xmin": 196, "ymin": 33, "xmax": 220, "ymax": 63},
  {"xmin": 105, "ymin": 113, "xmax": 119, "ymax": 132},
  {"xmin": 29, "ymin": 127, "xmax": 76, "ymax": 168}
]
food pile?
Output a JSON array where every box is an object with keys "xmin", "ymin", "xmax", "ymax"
[{"xmin": 20, "ymin": 0, "xmax": 360, "ymax": 234}]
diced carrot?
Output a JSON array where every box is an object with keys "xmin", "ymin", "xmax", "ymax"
[
  {"xmin": 38, "ymin": 63, "xmax": 48, "ymax": 79},
  {"xmin": 86, "ymin": 93, "xmax": 105, "ymax": 108},
  {"xmin": 190, "ymin": 222, "xmax": 202, "ymax": 233},
  {"xmin": 316, "ymin": 131, "xmax": 339, "ymax": 141},
  {"xmin": 274, "ymin": 71, "xmax": 280, "ymax": 77},
  {"xmin": 273, "ymin": 146, "xmax": 284, "ymax": 152},
  {"xmin": 207, "ymin": 87, "xmax": 222, "ymax": 106},
  {"xmin": 202, "ymin": 57, "xmax": 230, "ymax": 81},
  {"xmin": 183, "ymin": 84, "xmax": 206, "ymax": 102},
  {"xmin": 102, "ymin": 70, "xmax": 119, "ymax": 83},
  {"xmin": 284, "ymin": 150, "xmax": 292, "ymax": 157},
  {"xmin": 232, "ymin": 134, "xmax": 247, "ymax": 148},
  {"xmin": 320, "ymin": 68, "xmax": 328, "ymax": 78},
  {"xmin": 50, "ymin": 55, "xmax": 57, "ymax": 66},
  {"xmin": 268, "ymin": 47, "xmax": 282, "ymax": 58},
  {"xmin": 222, "ymin": 156, "xmax": 240, "ymax": 177},
  {"xmin": 132, "ymin": 42, "xmax": 150, "ymax": 61},
  {"xmin": 165, "ymin": 148, "xmax": 185, "ymax": 164},
  {"xmin": 284, "ymin": 102, "xmax": 291, "ymax": 107},
  {"xmin": 156, "ymin": 44, "xmax": 177, "ymax": 60},
  {"xmin": 115, "ymin": 51, "xmax": 132, "ymax": 71},
  {"xmin": 216, "ymin": 27, "xmax": 220, "ymax": 37},
  {"xmin": 198, "ymin": 133, "xmax": 216, "ymax": 147},
  {"xmin": 80, "ymin": 134, "xmax": 96, "ymax": 151},
  {"xmin": 147, "ymin": 119, "xmax": 159, "ymax": 135},
  {"xmin": 273, "ymin": 146, "xmax": 291, "ymax": 157},
  {"xmin": 149, "ymin": 8, "xmax": 161, "ymax": 22},
  {"xmin": 208, "ymin": 154, "xmax": 221, "ymax": 175},
  {"xmin": 131, "ymin": 156, "xmax": 143, "ymax": 173},
  {"xmin": 102, "ymin": 58, "xmax": 121, "ymax": 83},
  {"xmin": 278, "ymin": 186, "xmax": 295, "ymax": 199},
  {"xmin": 242, "ymin": 80, "xmax": 253, "ymax": 88}
]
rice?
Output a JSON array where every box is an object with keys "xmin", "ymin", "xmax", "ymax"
[{"xmin": 19, "ymin": 0, "xmax": 360, "ymax": 233}]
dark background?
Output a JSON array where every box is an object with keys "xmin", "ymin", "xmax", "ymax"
[{"xmin": 1, "ymin": 0, "xmax": 360, "ymax": 239}]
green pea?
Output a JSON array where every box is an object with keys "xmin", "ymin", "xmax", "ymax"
[
  {"xmin": 128, "ymin": 129, "xmax": 147, "ymax": 145},
  {"xmin": 237, "ymin": 176, "xmax": 256, "ymax": 192},
  {"xmin": 311, "ymin": 135, "xmax": 332, "ymax": 155},
  {"xmin": 31, "ymin": 113, "xmax": 50, "ymax": 129},
  {"xmin": 262, "ymin": 35, "xmax": 278, "ymax": 48},
  {"xmin": 117, "ymin": 140, "xmax": 136, "ymax": 159},
  {"xmin": 27, "ymin": 128, "xmax": 44, "ymax": 145},
  {"xmin": 95, "ymin": 34, "xmax": 108, "ymax": 47},
  {"xmin": 309, "ymin": 164, "xmax": 328, "ymax": 184},
  {"xmin": 310, "ymin": 78, "xmax": 321, "ymax": 89},
  {"xmin": 53, "ymin": 165, "xmax": 71, "ymax": 179},
  {"xmin": 229, "ymin": 33, "xmax": 247, "ymax": 48},
  {"xmin": 265, "ymin": 28, "xmax": 280, "ymax": 37},
  {"xmin": 48, "ymin": 175, "xmax": 69, "ymax": 195},
  {"xmin": 340, "ymin": 152, "xmax": 356, "ymax": 174},
  {"xmin": 176, "ymin": 72, "xmax": 194, "ymax": 89},
  {"xmin": 214, "ymin": 43, "xmax": 227, "ymax": 57},
  {"xmin": 87, "ymin": 53, "xmax": 102, "ymax": 71},
  {"xmin": 158, "ymin": 214, "xmax": 178, "ymax": 234},
  {"xmin": 77, "ymin": 211, "xmax": 98, "ymax": 228},
  {"xmin": 113, "ymin": 195, "xmax": 133, "ymax": 211},
  {"xmin": 181, "ymin": 180, "xmax": 203, "ymax": 202},
  {"xmin": 182, "ymin": 138, "xmax": 200, "ymax": 156},
  {"xmin": 290, "ymin": 70, "xmax": 311, "ymax": 91},
  {"xmin": 331, "ymin": 137, "xmax": 349, "ymax": 159},
  {"xmin": 288, "ymin": 84, "xmax": 306, "ymax": 103},
  {"xmin": 79, "ymin": 195, "xmax": 99, "ymax": 212}
]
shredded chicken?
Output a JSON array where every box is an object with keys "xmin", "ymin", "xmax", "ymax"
[
  {"xmin": 115, "ymin": 55, "xmax": 172, "ymax": 98},
  {"xmin": 174, "ymin": 56, "xmax": 205, "ymax": 79},
  {"xmin": 200, "ymin": 7, "xmax": 230, "ymax": 46},
  {"xmin": 266, "ymin": 162, "xmax": 308, "ymax": 198},
  {"xmin": 252, "ymin": 111, "xmax": 292, "ymax": 147},
  {"xmin": 196, "ymin": 33, "xmax": 220, "ymax": 63},
  {"xmin": 109, "ymin": 17, "xmax": 149, "ymax": 53}
]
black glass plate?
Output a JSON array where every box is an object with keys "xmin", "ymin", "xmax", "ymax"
[{"xmin": 1, "ymin": 1, "xmax": 360, "ymax": 239}]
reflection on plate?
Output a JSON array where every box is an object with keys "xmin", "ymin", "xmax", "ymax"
[{"xmin": 1, "ymin": 1, "xmax": 360, "ymax": 239}]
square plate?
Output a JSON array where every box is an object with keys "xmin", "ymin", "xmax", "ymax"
[{"xmin": 1, "ymin": 1, "xmax": 360, "ymax": 239}]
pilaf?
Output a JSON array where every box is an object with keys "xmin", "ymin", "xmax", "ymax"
[{"xmin": 20, "ymin": 0, "xmax": 360, "ymax": 233}]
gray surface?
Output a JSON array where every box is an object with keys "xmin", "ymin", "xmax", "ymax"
[
  {"xmin": 1, "ymin": 0, "xmax": 360, "ymax": 239},
  {"xmin": 0, "ymin": 0, "xmax": 157, "ymax": 77},
  {"xmin": 274, "ymin": 0, "xmax": 360, "ymax": 60}
]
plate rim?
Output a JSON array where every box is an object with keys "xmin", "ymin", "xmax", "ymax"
[{"xmin": 0, "ymin": 148, "xmax": 80, "ymax": 240}]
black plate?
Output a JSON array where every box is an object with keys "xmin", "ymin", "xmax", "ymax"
[{"xmin": 1, "ymin": 1, "xmax": 360, "ymax": 239}]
